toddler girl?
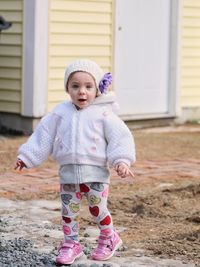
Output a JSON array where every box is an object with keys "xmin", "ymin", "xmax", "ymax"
[{"xmin": 15, "ymin": 59, "xmax": 136, "ymax": 265}]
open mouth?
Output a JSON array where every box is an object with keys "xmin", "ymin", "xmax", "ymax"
[{"xmin": 78, "ymin": 99, "xmax": 87, "ymax": 102}]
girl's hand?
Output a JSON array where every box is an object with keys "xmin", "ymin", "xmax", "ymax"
[
  {"xmin": 115, "ymin": 162, "xmax": 135, "ymax": 178},
  {"xmin": 14, "ymin": 159, "xmax": 26, "ymax": 171}
]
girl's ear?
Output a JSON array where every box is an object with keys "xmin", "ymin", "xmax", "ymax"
[{"xmin": 96, "ymin": 87, "xmax": 99, "ymax": 97}]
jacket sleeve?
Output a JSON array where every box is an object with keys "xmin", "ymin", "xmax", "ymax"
[
  {"xmin": 17, "ymin": 113, "xmax": 58, "ymax": 168},
  {"xmin": 103, "ymin": 112, "xmax": 136, "ymax": 167}
]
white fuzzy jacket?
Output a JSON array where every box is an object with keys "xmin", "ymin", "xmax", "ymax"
[{"xmin": 18, "ymin": 93, "xmax": 136, "ymax": 169}]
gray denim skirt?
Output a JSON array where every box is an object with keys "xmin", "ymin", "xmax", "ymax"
[{"xmin": 59, "ymin": 164, "xmax": 110, "ymax": 184}]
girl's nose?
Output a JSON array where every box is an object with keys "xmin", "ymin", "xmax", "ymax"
[{"xmin": 79, "ymin": 87, "xmax": 86, "ymax": 94}]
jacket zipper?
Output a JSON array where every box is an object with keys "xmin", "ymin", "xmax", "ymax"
[{"xmin": 74, "ymin": 110, "xmax": 81, "ymax": 183}]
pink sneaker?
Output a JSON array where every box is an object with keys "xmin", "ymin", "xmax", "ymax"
[
  {"xmin": 56, "ymin": 240, "xmax": 83, "ymax": 265},
  {"xmin": 91, "ymin": 231, "xmax": 123, "ymax": 261}
]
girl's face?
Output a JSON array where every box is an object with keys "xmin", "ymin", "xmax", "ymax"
[{"xmin": 67, "ymin": 71, "xmax": 97, "ymax": 109}]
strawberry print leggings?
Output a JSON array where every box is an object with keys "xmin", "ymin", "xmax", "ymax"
[{"xmin": 60, "ymin": 182, "xmax": 113, "ymax": 241}]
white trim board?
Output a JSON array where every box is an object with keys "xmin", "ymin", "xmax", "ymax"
[{"xmin": 22, "ymin": 0, "xmax": 49, "ymax": 117}]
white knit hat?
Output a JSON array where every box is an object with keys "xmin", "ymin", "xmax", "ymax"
[{"xmin": 64, "ymin": 59, "xmax": 104, "ymax": 94}]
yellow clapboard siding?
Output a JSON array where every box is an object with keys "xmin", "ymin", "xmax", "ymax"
[
  {"xmin": 47, "ymin": 90, "xmax": 67, "ymax": 101},
  {"xmin": 183, "ymin": 0, "xmax": 200, "ymax": 8},
  {"xmin": 0, "ymin": 90, "xmax": 21, "ymax": 101},
  {"xmin": 182, "ymin": 57, "xmax": 200, "ymax": 67},
  {"xmin": 50, "ymin": 22, "xmax": 111, "ymax": 34},
  {"xmin": 49, "ymin": 69, "xmax": 68, "ymax": 79},
  {"xmin": 50, "ymin": 34, "xmax": 111, "ymax": 45},
  {"xmin": 182, "ymin": 87, "xmax": 200, "ymax": 96},
  {"xmin": 0, "ymin": 68, "xmax": 21, "ymax": 79},
  {"xmin": 0, "ymin": 102, "xmax": 20, "ymax": 113},
  {"xmin": 50, "ymin": 11, "xmax": 111, "ymax": 24},
  {"xmin": 182, "ymin": 28, "xmax": 200, "ymax": 37},
  {"xmin": 0, "ymin": 79, "xmax": 21, "ymax": 90},
  {"xmin": 182, "ymin": 78, "xmax": 200, "ymax": 86},
  {"xmin": 6, "ymin": 23, "xmax": 22, "ymax": 34},
  {"xmin": 49, "ymin": 56, "xmax": 111, "ymax": 69},
  {"xmin": 49, "ymin": 80, "xmax": 65, "ymax": 90},
  {"xmin": 182, "ymin": 68, "xmax": 200, "ymax": 77},
  {"xmin": 49, "ymin": 45, "xmax": 111, "ymax": 56},
  {"xmin": 0, "ymin": 1, "xmax": 22, "ymax": 10},
  {"xmin": 0, "ymin": 11, "xmax": 22, "ymax": 22},
  {"xmin": 0, "ymin": 34, "xmax": 22, "ymax": 45},
  {"xmin": 0, "ymin": 45, "xmax": 22, "ymax": 56},
  {"xmin": 181, "ymin": 96, "xmax": 200, "ymax": 107},
  {"xmin": 51, "ymin": 0, "xmax": 111, "ymax": 12},
  {"xmin": 48, "ymin": 0, "xmax": 113, "ymax": 111},
  {"xmin": 0, "ymin": 57, "xmax": 21, "ymax": 68},
  {"xmin": 183, "ymin": 18, "xmax": 200, "ymax": 27},
  {"xmin": 182, "ymin": 58, "xmax": 200, "ymax": 66},
  {"xmin": 183, "ymin": 37, "xmax": 200, "ymax": 47},
  {"xmin": 182, "ymin": 47, "xmax": 200, "ymax": 57},
  {"xmin": 0, "ymin": 0, "xmax": 23, "ymax": 115},
  {"xmin": 183, "ymin": 7, "xmax": 200, "ymax": 17},
  {"xmin": 181, "ymin": 0, "xmax": 200, "ymax": 107}
]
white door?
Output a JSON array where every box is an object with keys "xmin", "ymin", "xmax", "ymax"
[{"xmin": 114, "ymin": 0, "xmax": 171, "ymax": 117}]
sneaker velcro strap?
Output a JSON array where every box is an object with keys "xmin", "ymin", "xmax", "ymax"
[
  {"xmin": 60, "ymin": 242, "xmax": 74, "ymax": 249},
  {"xmin": 98, "ymin": 238, "xmax": 111, "ymax": 246}
]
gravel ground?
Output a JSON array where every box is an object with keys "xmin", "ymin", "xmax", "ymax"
[
  {"xmin": 0, "ymin": 237, "xmax": 55, "ymax": 267},
  {"xmin": 0, "ymin": 237, "xmax": 111, "ymax": 267},
  {"xmin": 0, "ymin": 236, "xmax": 196, "ymax": 267}
]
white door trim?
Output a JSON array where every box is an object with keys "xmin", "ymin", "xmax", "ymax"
[
  {"xmin": 22, "ymin": 0, "xmax": 49, "ymax": 117},
  {"xmin": 168, "ymin": 0, "xmax": 182, "ymax": 118}
]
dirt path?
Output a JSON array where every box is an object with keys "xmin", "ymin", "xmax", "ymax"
[{"xmin": 0, "ymin": 124, "xmax": 200, "ymax": 266}]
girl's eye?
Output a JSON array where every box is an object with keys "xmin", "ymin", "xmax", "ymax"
[
  {"xmin": 72, "ymin": 84, "xmax": 79, "ymax": 89},
  {"xmin": 86, "ymin": 84, "xmax": 95, "ymax": 90}
]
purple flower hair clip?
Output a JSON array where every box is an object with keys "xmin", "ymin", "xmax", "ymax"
[{"xmin": 99, "ymin": 73, "xmax": 112, "ymax": 94}]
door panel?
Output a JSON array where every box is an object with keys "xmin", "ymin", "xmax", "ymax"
[{"xmin": 114, "ymin": 0, "xmax": 171, "ymax": 116}]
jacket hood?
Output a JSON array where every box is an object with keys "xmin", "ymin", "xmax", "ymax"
[{"xmin": 92, "ymin": 91, "xmax": 119, "ymax": 113}]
